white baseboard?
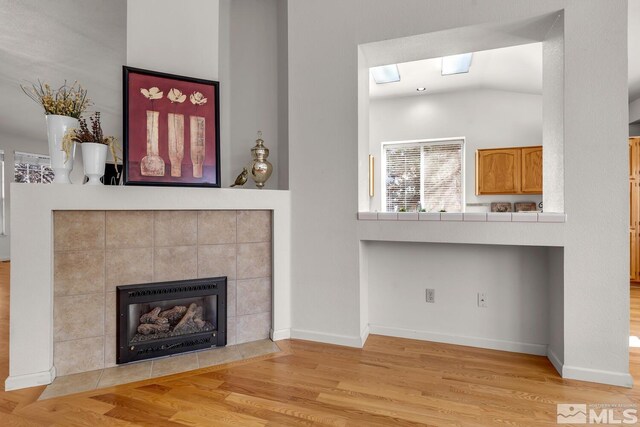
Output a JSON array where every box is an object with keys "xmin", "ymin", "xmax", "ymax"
[
  {"xmin": 5, "ymin": 366, "xmax": 55, "ymax": 391},
  {"xmin": 270, "ymin": 328, "xmax": 291, "ymax": 341},
  {"xmin": 562, "ymin": 365, "xmax": 634, "ymax": 388},
  {"xmin": 545, "ymin": 347, "xmax": 633, "ymax": 388},
  {"xmin": 547, "ymin": 347, "xmax": 563, "ymax": 376},
  {"xmin": 360, "ymin": 325, "xmax": 370, "ymax": 346},
  {"xmin": 369, "ymin": 324, "xmax": 548, "ymax": 356},
  {"xmin": 290, "ymin": 328, "xmax": 367, "ymax": 348}
]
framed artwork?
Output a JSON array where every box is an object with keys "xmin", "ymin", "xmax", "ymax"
[{"xmin": 123, "ymin": 66, "xmax": 220, "ymax": 187}]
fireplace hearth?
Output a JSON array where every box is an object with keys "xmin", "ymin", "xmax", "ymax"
[{"xmin": 117, "ymin": 277, "xmax": 227, "ymax": 364}]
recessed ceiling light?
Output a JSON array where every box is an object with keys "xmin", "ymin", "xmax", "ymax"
[
  {"xmin": 370, "ymin": 64, "xmax": 400, "ymax": 84},
  {"xmin": 416, "ymin": 87, "xmax": 426, "ymax": 92},
  {"xmin": 442, "ymin": 53, "xmax": 473, "ymax": 75}
]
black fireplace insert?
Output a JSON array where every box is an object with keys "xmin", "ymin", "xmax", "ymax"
[{"xmin": 117, "ymin": 277, "xmax": 226, "ymax": 364}]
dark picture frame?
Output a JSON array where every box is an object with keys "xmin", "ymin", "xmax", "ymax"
[{"xmin": 123, "ymin": 66, "xmax": 220, "ymax": 187}]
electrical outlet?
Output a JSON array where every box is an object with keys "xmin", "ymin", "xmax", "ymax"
[
  {"xmin": 478, "ymin": 292, "xmax": 488, "ymax": 308},
  {"xmin": 426, "ymin": 288, "xmax": 435, "ymax": 303}
]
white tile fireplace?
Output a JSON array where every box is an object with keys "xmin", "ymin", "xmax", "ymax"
[{"xmin": 5, "ymin": 184, "xmax": 291, "ymax": 390}]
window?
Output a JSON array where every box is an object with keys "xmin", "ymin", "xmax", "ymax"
[
  {"xmin": 14, "ymin": 151, "xmax": 54, "ymax": 184},
  {"xmin": 383, "ymin": 139, "xmax": 463, "ymax": 212}
]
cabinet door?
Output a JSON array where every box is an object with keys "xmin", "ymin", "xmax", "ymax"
[
  {"xmin": 521, "ymin": 146, "xmax": 543, "ymax": 194},
  {"xmin": 632, "ymin": 181, "xmax": 638, "ymax": 229},
  {"xmin": 630, "ymin": 139, "xmax": 639, "ymax": 281},
  {"xmin": 632, "ymin": 229, "xmax": 638, "ymax": 281},
  {"xmin": 476, "ymin": 148, "xmax": 520, "ymax": 195},
  {"xmin": 630, "ymin": 139, "xmax": 636, "ymax": 179}
]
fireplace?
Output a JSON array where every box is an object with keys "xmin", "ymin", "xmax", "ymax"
[{"xmin": 117, "ymin": 277, "xmax": 227, "ymax": 364}]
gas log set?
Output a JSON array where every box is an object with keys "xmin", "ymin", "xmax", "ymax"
[
  {"xmin": 132, "ymin": 303, "xmax": 214, "ymax": 343},
  {"xmin": 118, "ymin": 277, "xmax": 226, "ymax": 363}
]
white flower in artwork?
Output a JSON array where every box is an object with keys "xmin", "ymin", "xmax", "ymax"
[
  {"xmin": 190, "ymin": 91, "xmax": 207, "ymax": 106},
  {"xmin": 167, "ymin": 88, "xmax": 187, "ymax": 103},
  {"xmin": 140, "ymin": 87, "xmax": 163, "ymax": 100}
]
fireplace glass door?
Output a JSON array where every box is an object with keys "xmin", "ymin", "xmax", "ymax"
[{"xmin": 117, "ymin": 277, "xmax": 226, "ymax": 364}]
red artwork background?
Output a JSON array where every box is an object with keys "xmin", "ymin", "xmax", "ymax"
[{"xmin": 126, "ymin": 71, "xmax": 218, "ymax": 185}]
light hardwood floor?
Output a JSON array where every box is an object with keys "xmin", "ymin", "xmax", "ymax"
[{"xmin": 0, "ymin": 261, "xmax": 639, "ymax": 426}]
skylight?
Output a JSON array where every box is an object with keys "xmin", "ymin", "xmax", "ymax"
[
  {"xmin": 371, "ymin": 64, "xmax": 400, "ymax": 84},
  {"xmin": 441, "ymin": 53, "xmax": 473, "ymax": 75}
]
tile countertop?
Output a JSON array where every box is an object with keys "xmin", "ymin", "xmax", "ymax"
[{"xmin": 358, "ymin": 212, "xmax": 566, "ymax": 223}]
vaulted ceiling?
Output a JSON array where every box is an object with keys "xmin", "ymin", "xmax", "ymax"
[
  {"xmin": 372, "ymin": 0, "xmax": 640, "ymax": 104},
  {"xmin": 369, "ymin": 43, "xmax": 542, "ymax": 100}
]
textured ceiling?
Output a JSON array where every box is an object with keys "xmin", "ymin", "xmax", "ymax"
[{"xmin": 0, "ymin": 0, "xmax": 126, "ymax": 144}]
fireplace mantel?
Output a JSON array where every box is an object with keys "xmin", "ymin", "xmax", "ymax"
[{"xmin": 6, "ymin": 184, "xmax": 291, "ymax": 390}]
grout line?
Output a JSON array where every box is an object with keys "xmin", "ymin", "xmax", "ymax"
[
  {"xmin": 235, "ymin": 210, "xmax": 238, "ymax": 320},
  {"xmin": 55, "ymin": 289, "xmax": 106, "ymax": 298},
  {"xmin": 103, "ymin": 211, "xmax": 107, "ymax": 369},
  {"xmin": 54, "ymin": 334, "xmax": 106, "ymax": 344},
  {"xmin": 101, "ymin": 292, "xmax": 106, "ymax": 366}
]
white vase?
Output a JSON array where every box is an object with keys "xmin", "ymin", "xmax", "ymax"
[
  {"xmin": 46, "ymin": 114, "xmax": 78, "ymax": 184},
  {"xmin": 81, "ymin": 143, "xmax": 108, "ymax": 185}
]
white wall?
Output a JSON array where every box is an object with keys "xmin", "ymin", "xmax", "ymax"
[
  {"xmin": 369, "ymin": 89, "xmax": 543, "ymax": 212},
  {"xmin": 133, "ymin": 0, "xmax": 285, "ymax": 190},
  {"xmin": 276, "ymin": 0, "xmax": 289, "ymax": 190},
  {"xmin": 288, "ymin": 0, "xmax": 630, "ymax": 386},
  {"xmin": 367, "ymin": 242, "xmax": 550, "ymax": 354},
  {"xmin": 225, "ymin": 0, "xmax": 281, "ymax": 190},
  {"xmin": 542, "ymin": 14, "xmax": 564, "ymax": 213},
  {"xmin": 631, "ymin": 97, "xmax": 640, "ymax": 124},
  {"xmin": 547, "ymin": 246, "xmax": 564, "ymax": 369},
  {"xmin": 127, "ymin": 0, "xmax": 219, "ymax": 79},
  {"xmin": 0, "ymin": 135, "xmax": 47, "ymax": 260}
]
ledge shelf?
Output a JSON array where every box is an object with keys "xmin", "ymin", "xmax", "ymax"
[
  {"xmin": 358, "ymin": 212, "xmax": 566, "ymax": 223},
  {"xmin": 357, "ymin": 211, "xmax": 565, "ymax": 247}
]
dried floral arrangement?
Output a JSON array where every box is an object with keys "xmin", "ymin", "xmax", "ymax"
[
  {"xmin": 62, "ymin": 112, "xmax": 120, "ymax": 167},
  {"xmin": 20, "ymin": 80, "xmax": 91, "ymax": 119}
]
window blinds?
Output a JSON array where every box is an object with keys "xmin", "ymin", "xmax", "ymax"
[
  {"xmin": 14, "ymin": 151, "xmax": 50, "ymax": 166},
  {"xmin": 384, "ymin": 141, "xmax": 463, "ymax": 212}
]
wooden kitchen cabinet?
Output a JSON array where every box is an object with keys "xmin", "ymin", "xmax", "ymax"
[
  {"xmin": 632, "ymin": 230, "xmax": 638, "ymax": 281},
  {"xmin": 475, "ymin": 148, "xmax": 521, "ymax": 194},
  {"xmin": 521, "ymin": 146, "xmax": 543, "ymax": 193},
  {"xmin": 475, "ymin": 146, "xmax": 542, "ymax": 195}
]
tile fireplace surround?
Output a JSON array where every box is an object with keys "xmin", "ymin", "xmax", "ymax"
[
  {"xmin": 53, "ymin": 210, "xmax": 272, "ymax": 376},
  {"xmin": 6, "ymin": 185, "xmax": 291, "ymax": 390}
]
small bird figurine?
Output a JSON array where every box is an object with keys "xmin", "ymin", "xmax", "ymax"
[{"xmin": 231, "ymin": 168, "xmax": 248, "ymax": 187}]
